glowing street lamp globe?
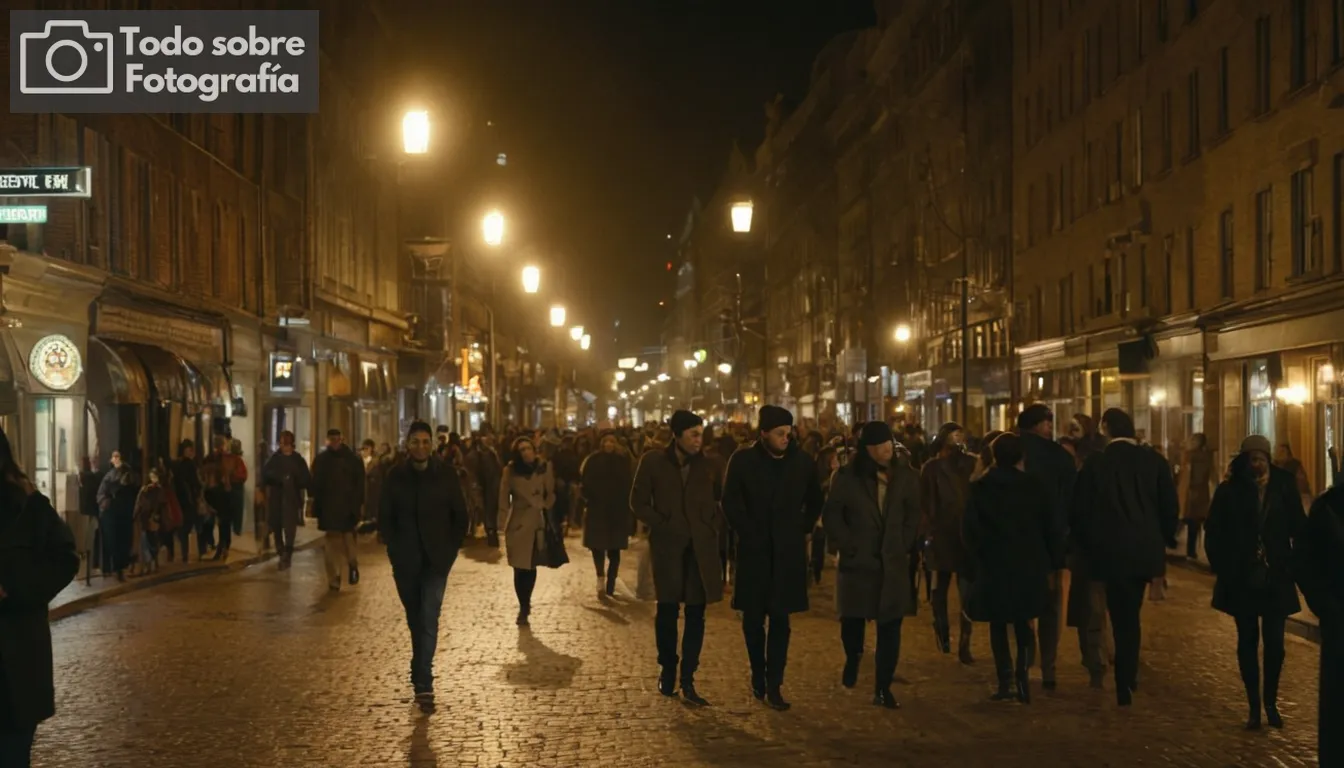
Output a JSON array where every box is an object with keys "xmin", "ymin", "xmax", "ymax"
[
  {"xmin": 580, "ymin": 334, "xmax": 591, "ymax": 351},
  {"xmin": 570, "ymin": 326, "xmax": 584, "ymax": 342},
  {"xmin": 521, "ymin": 265, "xmax": 540, "ymax": 294},
  {"xmin": 549, "ymin": 305, "xmax": 566, "ymax": 328},
  {"xmin": 402, "ymin": 110, "xmax": 430, "ymax": 155},
  {"xmin": 894, "ymin": 323, "xmax": 913, "ymax": 344},
  {"xmin": 730, "ymin": 200, "xmax": 754, "ymax": 233},
  {"xmin": 483, "ymin": 210, "xmax": 505, "ymax": 247}
]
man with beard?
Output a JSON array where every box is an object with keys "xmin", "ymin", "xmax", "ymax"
[
  {"xmin": 630, "ymin": 410, "xmax": 724, "ymax": 706},
  {"xmin": 379, "ymin": 421, "xmax": 470, "ymax": 713},
  {"xmin": 310, "ymin": 428, "xmax": 366, "ymax": 590},
  {"xmin": 722, "ymin": 405, "xmax": 823, "ymax": 710}
]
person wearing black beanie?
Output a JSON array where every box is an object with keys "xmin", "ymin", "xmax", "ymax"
[
  {"xmin": 630, "ymin": 408, "xmax": 723, "ymax": 706},
  {"xmin": 721, "ymin": 405, "xmax": 823, "ymax": 710}
]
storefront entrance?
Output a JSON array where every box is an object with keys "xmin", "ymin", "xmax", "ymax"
[{"xmin": 30, "ymin": 396, "xmax": 80, "ymax": 513}]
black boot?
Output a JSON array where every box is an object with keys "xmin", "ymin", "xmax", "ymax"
[
  {"xmin": 990, "ymin": 679, "xmax": 1015, "ymax": 701},
  {"xmin": 764, "ymin": 687, "xmax": 790, "ymax": 711},
  {"xmin": 842, "ymin": 655, "xmax": 860, "ymax": 689},
  {"xmin": 1015, "ymin": 670, "xmax": 1031, "ymax": 704},
  {"xmin": 1265, "ymin": 653, "xmax": 1284, "ymax": 728},
  {"xmin": 486, "ymin": 530, "xmax": 499, "ymax": 548},
  {"xmin": 750, "ymin": 670, "xmax": 766, "ymax": 701},
  {"xmin": 657, "ymin": 667, "xmax": 677, "ymax": 697},
  {"xmin": 681, "ymin": 680, "xmax": 709, "ymax": 707},
  {"xmin": 932, "ymin": 618, "xmax": 951, "ymax": 654},
  {"xmin": 872, "ymin": 687, "xmax": 900, "ymax": 709}
]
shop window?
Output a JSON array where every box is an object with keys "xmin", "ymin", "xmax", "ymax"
[
  {"xmin": 1248, "ymin": 360, "xmax": 1276, "ymax": 445},
  {"xmin": 1189, "ymin": 369, "xmax": 1206, "ymax": 437},
  {"xmin": 32, "ymin": 397, "xmax": 77, "ymax": 514}
]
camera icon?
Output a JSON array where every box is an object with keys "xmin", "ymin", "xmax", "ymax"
[{"xmin": 19, "ymin": 20, "xmax": 115, "ymax": 95}]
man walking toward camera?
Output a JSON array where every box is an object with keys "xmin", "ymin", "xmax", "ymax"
[
  {"xmin": 722, "ymin": 405, "xmax": 823, "ymax": 711},
  {"xmin": 310, "ymin": 428, "xmax": 366, "ymax": 591}
]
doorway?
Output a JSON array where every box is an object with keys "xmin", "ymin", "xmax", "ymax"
[{"xmin": 31, "ymin": 397, "xmax": 78, "ymax": 514}]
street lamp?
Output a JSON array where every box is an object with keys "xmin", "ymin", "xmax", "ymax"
[
  {"xmin": 483, "ymin": 210, "xmax": 505, "ymax": 247},
  {"xmin": 521, "ymin": 265, "xmax": 540, "ymax": 294},
  {"xmin": 717, "ymin": 362, "xmax": 732, "ymax": 375},
  {"xmin": 730, "ymin": 200, "xmax": 754, "ymax": 233},
  {"xmin": 549, "ymin": 305, "xmax": 566, "ymax": 328},
  {"xmin": 570, "ymin": 325, "xmax": 584, "ymax": 342},
  {"xmin": 894, "ymin": 323, "xmax": 912, "ymax": 344},
  {"xmin": 403, "ymin": 110, "xmax": 430, "ymax": 155},
  {"xmin": 615, "ymin": 371, "xmax": 626, "ymax": 382},
  {"xmin": 580, "ymin": 334, "xmax": 591, "ymax": 350},
  {"xmin": 683, "ymin": 359, "xmax": 698, "ymax": 370}
]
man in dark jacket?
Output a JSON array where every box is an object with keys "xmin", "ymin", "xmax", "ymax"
[
  {"xmin": 629, "ymin": 410, "xmax": 724, "ymax": 707},
  {"xmin": 823, "ymin": 421, "xmax": 921, "ymax": 709},
  {"xmin": 722, "ymin": 405, "xmax": 824, "ymax": 710},
  {"xmin": 1071, "ymin": 408, "xmax": 1179, "ymax": 706},
  {"xmin": 0, "ymin": 468, "xmax": 80, "ymax": 765},
  {"xmin": 1294, "ymin": 484, "xmax": 1344, "ymax": 766},
  {"xmin": 379, "ymin": 421, "xmax": 469, "ymax": 713},
  {"xmin": 1016, "ymin": 404, "xmax": 1075, "ymax": 690},
  {"xmin": 920, "ymin": 422, "xmax": 977, "ymax": 663},
  {"xmin": 311, "ymin": 428, "xmax": 367, "ymax": 590},
  {"xmin": 467, "ymin": 434, "xmax": 504, "ymax": 548}
]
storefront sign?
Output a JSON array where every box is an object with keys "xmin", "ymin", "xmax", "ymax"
[
  {"xmin": 904, "ymin": 370, "xmax": 933, "ymax": 389},
  {"xmin": 28, "ymin": 334, "xmax": 82, "ymax": 390},
  {"xmin": 269, "ymin": 353, "xmax": 298, "ymax": 393},
  {"xmin": 0, "ymin": 167, "xmax": 91, "ymax": 198},
  {"xmin": 0, "ymin": 205, "xmax": 47, "ymax": 223},
  {"xmin": 93, "ymin": 303, "xmax": 223, "ymax": 358}
]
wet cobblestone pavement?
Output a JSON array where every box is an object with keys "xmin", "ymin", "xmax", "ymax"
[{"xmin": 35, "ymin": 539, "xmax": 1322, "ymax": 767}]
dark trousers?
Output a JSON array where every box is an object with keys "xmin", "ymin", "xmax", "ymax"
[
  {"xmin": 990, "ymin": 620, "xmax": 1034, "ymax": 685},
  {"xmin": 590, "ymin": 549, "xmax": 620, "ymax": 591},
  {"xmin": 0, "ymin": 724, "xmax": 36, "ymax": 768},
  {"xmin": 1105, "ymin": 578, "xmax": 1149, "ymax": 697},
  {"xmin": 1321, "ymin": 634, "xmax": 1342, "ymax": 767},
  {"xmin": 215, "ymin": 511, "xmax": 233, "ymax": 551},
  {"xmin": 655, "ymin": 602, "xmax": 706, "ymax": 684},
  {"xmin": 1234, "ymin": 613, "xmax": 1287, "ymax": 710},
  {"xmin": 199, "ymin": 516, "xmax": 216, "ymax": 551},
  {"xmin": 272, "ymin": 519, "xmax": 297, "ymax": 554},
  {"xmin": 742, "ymin": 611, "xmax": 791, "ymax": 688},
  {"xmin": 98, "ymin": 508, "xmax": 122, "ymax": 573},
  {"xmin": 810, "ymin": 526, "xmax": 826, "ymax": 583},
  {"xmin": 230, "ymin": 487, "xmax": 245, "ymax": 536},
  {"xmin": 1185, "ymin": 519, "xmax": 1203, "ymax": 559},
  {"xmin": 513, "ymin": 567, "xmax": 537, "ymax": 613},
  {"xmin": 931, "ymin": 571, "xmax": 973, "ymax": 644},
  {"xmin": 841, "ymin": 617, "xmax": 903, "ymax": 691},
  {"xmin": 393, "ymin": 568, "xmax": 449, "ymax": 694},
  {"xmin": 1036, "ymin": 575, "xmax": 1063, "ymax": 682}
]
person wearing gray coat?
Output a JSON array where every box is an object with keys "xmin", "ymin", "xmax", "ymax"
[
  {"xmin": 822, "ymin": 421, "xmax": 921, "ymax": 709},
  {"xmin": 499, "ymin": 437, "xmax": 555, "ymax": 627},
  {"xmin": 629, "ymin": 410, "xmax": 723, "ymax": 707}
]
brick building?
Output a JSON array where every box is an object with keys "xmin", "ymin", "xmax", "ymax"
[{"xmin": 1013, "ymin": 0, "xmax": 1344, "ymax": 491}]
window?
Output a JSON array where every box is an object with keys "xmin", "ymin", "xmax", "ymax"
[
  {"xmin": 1139, "ymin": 245, "xmax": 1149, "ymax": 307},
  {"xmin": 1335, "ymin": 0, "xmax": 1344, "ymax": 65},
  {"xmin": 1058, "ymin": 274, "xmax": 1075, "ymax": 334},
  {"xmin": 1136, "ymin": 0, "xmax": 1145, "ymax": 59},
  {"xmin": 1025, "ymin": 96, "xmax": 1033, "ymax": 146},
  {"xmin": 1157, "ymin": 0, "xmax": 1169, "ymax": 42},
  {"xmin": 1188, "ymin": 0, "xmax": 1199, "ymax": 21},
  {"xmin": 1133, "ymin": 109, "xmax": 1144, "ymax": 187},
  {"xmin": 1033, "ymin": 286, "xmax": 1044, "ymax": 339},
  {"xmin": 1094, "ymin": 25, "xmax": 1105, "ymax": 94},
  {"xmin": 1219, "ymin": 208, "xmax": 1235, "ymax": 299},
  {"xmin": 1186, "ymin": 226, "xmax": 1197, "ymax": 309},
  {"xmin": 1085, "ymin": 142, "xmax": 1095, "ymax": 209},
  {"xmin": 1047, "ymin": 172, "xmax": 1057, "ymax": 233},
  {"xmin": 1291, "ymin": 167, "xmax": 1319, "ymax": 276},
  {"xmin": 1057, "ymin": 165, "xmax": 1067, "ymax": 227},
  {"xmin": 1255, "ymin": 188, "xmax": 1273, "ymax": 290},
  {"xmin": 1160, "ymin": 90, "xmax": 1173, "ymax": 171},
  {"xmin": 1082, "ymin": 30, "xmax": 1093, "ymax": 104},
  {"xmin": 1217, "ymin": 47, "xmax": 1230, "ymax": 135},
  {"xmin": 1112, "ymin": 120, "xmax": 1124, "ymax": 198},
  {"xmin": 1103, "ymin": 256, "xmax": 1114, "ymax": 315},
  {"xmin": 1186, "ymin": 69, "xmax": 1201, "ymax": 158},
  {"xmin": 1120, "ymin": 252, "xmax": 1130, "ymax": 313},
  {"xmin": 1163, "ymin": 234, "xmax": 1175, "ymax": 315},
  {"xmin": 1335, "ymin": 153, "xmax": 1344, "ymax": 272},
  {"xmin": 1028, "ymin": 181, "xmax": 1038, "ymax": 246},
  {"xmin": 1254, "ymin": 16, "xmax": 1272, "ymax": 115},
  {"xmin": 1291, "ymin": 0, "xmax": 1311, "ymax": 90}
]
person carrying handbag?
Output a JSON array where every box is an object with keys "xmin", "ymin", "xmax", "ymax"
[
  {"xmin": 499, "ymin": 437, "xmax": 557, "ymax": 628},
  {"xmin": 1205, "ymin": 435, "xmax": 1307, "ymax": 730}
]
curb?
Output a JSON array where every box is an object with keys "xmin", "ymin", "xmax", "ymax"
[
  {"xmin": 1165, "ymin": 553, "xmax": 1321, "ymax": 645},
  {"xmin": 49, "ymin": 537, "xmax": 325, "ymax": 623}
]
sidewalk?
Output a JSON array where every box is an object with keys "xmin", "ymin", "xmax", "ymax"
[{"xmin": 51, "ymin": 526, "xmax": 325, "ymax": 621}]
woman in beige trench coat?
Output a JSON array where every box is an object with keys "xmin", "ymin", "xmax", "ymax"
[{"xmin": 499, "ymin": 436, "xmax": 555, "ymax": 626}]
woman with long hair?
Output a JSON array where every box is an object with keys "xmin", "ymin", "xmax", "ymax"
[
  {"xmin": 1205, "ymin": 435, "xmax": 1307, "ymax": 730},
  {"xmin": 0, "ymin": 425, "xmax": 80, "ymax": 765},
  {"xmin": 499, "ymin": 436, "xmax": 555, "ymax": 626}
]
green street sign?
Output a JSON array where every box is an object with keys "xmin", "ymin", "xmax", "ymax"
[{"xmin": 0, "ymin": 205, "xmax": 47, "ymax": 224}]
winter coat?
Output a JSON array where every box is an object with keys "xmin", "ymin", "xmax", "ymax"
[
  {"xmin": 500, "ymin": 461, "xmax": 555, "ymax": 570},
  {"xmin": 580, "ymin": 451, "xmax": 634, "ymax": 552},
  {"xmin": 1205, "ymin": 464, "xmax": 1305, "ymax": 618},
  {"xmin": 1018, "ymin": 430, "xmax": 1075, "ymax": 570},
  {"xmin": 629, "ymin": 445, "xmax": 724, "ymax": 605},
  {"xmin": 96, "ymin": 466, "xmax": 126, "ymax": 513},
  {"xmin": 468, "ymin": 447, "xmax": 504, "ymax": 528},
  {"xmin": 721, "ymin": 441, "xmax": 824, "ymax": 615},
  {"xmin": 822, "ymin": 459, "xmax": 921, "ymax": 623},
  {"xmin": 364, "ymin": 456, "xmax": 389, "ymax": 523},
  {"xmin": 918, "ymin": 451, "xmax": 976, "ymax": 572},
  {"xmin": 1070, "ymin": 439, "xmax": 1180, "ymax": 582},
  {"xmin": 379, "ymin": 456, "xmax": 469, "ymax": 576},
  {"xmin": 1294, "ymin": 486, "xmax": 1344, "ymax": 766},
  {"xmin": 962, "ymin": 467, "xmax": 1062, "ymax": 623},
  {"xmin": 0, "ymin": 484, "xmax": 79, "ymax": 727},
  {"xmin": 171, "ymin": 459, "xmax": 203, "ymax": 526},
  {"xmin": 133, "ymin": 484, "xmax": 168, "ymax": 533},
  {"xmin": 310, "ymin": 444, "xmax": 366, "ymax": 533},
  {"xmin": 261, "ymin": 451, "xmax": 311, "ymax": 531},
  {"xmin": 1182, "ymin": 448, "xmax": 1215, "ymax": 523}
]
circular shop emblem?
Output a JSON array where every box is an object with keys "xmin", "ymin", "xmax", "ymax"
[{"xmin": 29, "ymin": 334, "xmax": 83, "ymax": 391}]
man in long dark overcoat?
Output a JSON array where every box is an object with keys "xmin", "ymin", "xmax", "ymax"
[
  {"xmin": 630, "ymin": 410, "xmax": 723, "ymax": 707},
  {"xmin": 722, "ymin": 405, "xmax": 823, "ymax": 710}
]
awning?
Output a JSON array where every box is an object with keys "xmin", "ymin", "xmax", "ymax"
[
  {"xmin": 187, "ymin": 360, "xmax": 232, "ymax": 406},
  {"xmin": 118, "ymin": 342, "xmax": 190, "ymax": 404},
  {"xmin": 88, "ymin": 337, "xmax": 151, "ymax": 405}
]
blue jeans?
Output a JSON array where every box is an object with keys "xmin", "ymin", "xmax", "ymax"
[{"xmin": 393, "ymin": 569, "xmax": 449, "ymax": 694}]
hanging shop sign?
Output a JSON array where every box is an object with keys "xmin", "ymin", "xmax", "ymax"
[
  {"xmin": 28, "ymin": 334, "xmax": 82, "ymax": 391},
  {"xmin": 269, "ymin": 353, "xmax": 298, "ymax": 393},
  {"xmin": 0, "ymin": 205, "xmax": 47, "ymax": 223},
  {"xmin": 0, "ymin": 167, "xmax": 92, "ymax": 198}
]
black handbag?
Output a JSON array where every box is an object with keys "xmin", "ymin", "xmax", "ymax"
[{"xmin": 535, "ymin": 524, "xmax": 569, "ymax": 569}]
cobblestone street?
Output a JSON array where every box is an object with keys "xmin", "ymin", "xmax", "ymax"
[{"xmin": 35, "ymin": 539, "xmax": 1323, "ymax": 768}]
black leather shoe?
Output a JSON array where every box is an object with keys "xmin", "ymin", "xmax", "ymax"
[
  {"xmin": 486, "ymin": 531, "xmax": 500, "ymax": 548},
  {"xmin": 681, "ymin": 682, "xmax": 710, "ymax": 707},
  {"xmin": 1015, "ymin": 674, "xmax": 1031, "ymax": 704},
  {"xmin": 764, "ymin": 688, "xmax": 791, "ymax": 711},
  {"xmin": 990, "ymin": 685, "xmax": 1015, "ymax": 701},
  {"xmin": 873, "ymin": 688, "xmax": 900, "ymax": 709},
  {"xmin": 1118, "ymin": 688, "xmax": 1133, "ymax": 707},
  {"xmin": 349, "ymin": 566, "xmax": 360, "ymax": 586},
  {"xmin": 751, "ymin": 673, "xmax": 766, "ymax": 701},
  {"xmin": 1245, "ymin": 714, "xmax": 1262, "ymax": 730},
  {"xmin": 1266, "ymin": 704, "xmax": 1283, "ymax": 728},
  {"xmin": 658, "ymin": 669, "xmax": 677, "ymax": 697},
  {"xmin": 414, "ymin": 691, "xmax": 435, "ymax": 713},
  {"xmin": 842, "ymin": 657, "xmax": 860, "ymax": 689}
]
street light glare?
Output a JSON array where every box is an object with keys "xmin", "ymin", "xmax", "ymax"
[
  {"xmin": 717, "ymin": 362, "xmax": 732, "ymax": 375},
  {"xmin": 580, "ymin": 334, "xmax": 591, "ymax": 350},
  {"xmin": 549, "ymin": 305, "xmax": 566, "ymax": 327},
  {"xmin": 731, "ymin": 200, "xmax": 754, "ymax": 233},
  {"xmin": 483, "ymin": 210, "xmax": 505, "ymax": 246},
  {"xmin": 570, "ymin": 325, "xmax": 584, "ymax": 341},
  {"xmin": 615, "ymin": 371, "xmax": 626, "ymax": 382},
  {"xmin": 894, "ymin": 323, "xmax": 913, "ymax": 343},
  {"xmin": 521, "ymin": 265, "xmax": 540, "ymax": 294},
  {"xmin": 403, "ymin": 110, "xmax": 430, "ymax": 155}
]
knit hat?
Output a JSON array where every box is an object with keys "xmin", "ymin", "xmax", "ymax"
[
  {"xmin": 758, "ymin": 405, "xmax": 794, "ymax": 433},
  {"xmin": 670, "ymin": 410, "xmax": 704, "ymax": 437},
  {"xmin": 858, "ymin": 421, "xmax": 894, "ymax": 447},
  {"xmin": 407, "ymin": 420, "xmax": 433, "ymax": 439},
  {"xmin": 1017, "ymin": 404, "xmax": 1054, "ymax": 431},
  {"xmin": 1240, "ymin": 434, "xmax": 1272, "ymax": 458}
]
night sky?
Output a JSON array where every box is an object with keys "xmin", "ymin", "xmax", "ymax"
[{"xmin": 397, "ymin": 1, "xmax": 876, "ymax": 358}]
